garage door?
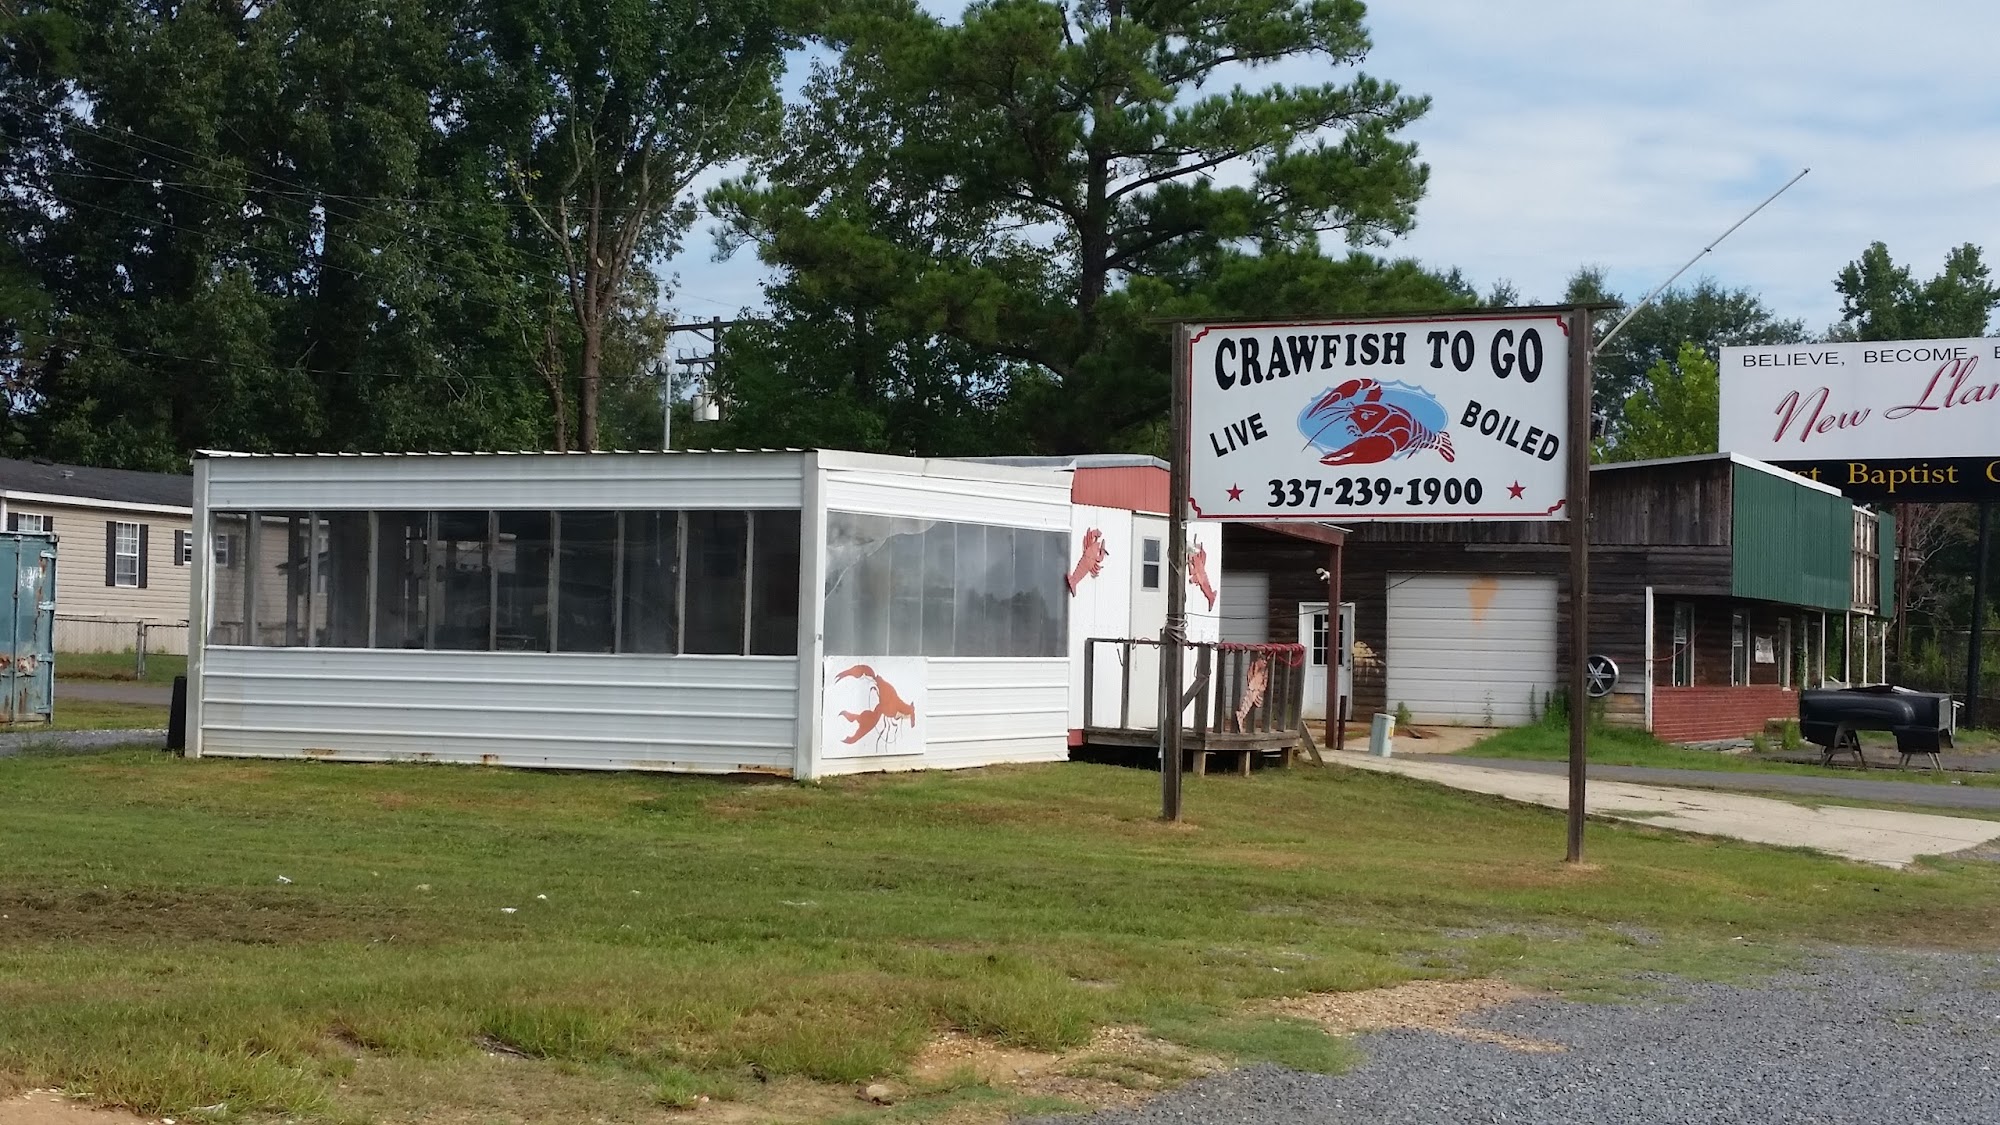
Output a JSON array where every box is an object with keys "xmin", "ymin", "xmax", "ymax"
[
  {"xmin": 1386, "ymin": 574, "xmax": 1558, "ymax": 726},
  {"xmin": 1219, "ymin": 571, "xmax": 1269, "ymax": 644}
]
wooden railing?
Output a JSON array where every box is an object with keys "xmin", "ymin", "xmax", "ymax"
[{"xmin": 1082, "ymin": 637, "xmax": 1307, "ymax": 744}]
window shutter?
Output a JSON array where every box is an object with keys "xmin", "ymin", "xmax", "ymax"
[
  {"xmin": 4, "ymin": 513, "xmax": 15, "ymax": 531},
  {"xmin": 104, "ymin": 522, "xmax": 117, "ymax": 586},
  {"xmin": 174, "ymin": 530, "xmax": 188, "ymax": 566},
  {"xmin": 138, "ymin": 524, "xmax": 149, "ymax": 588}
]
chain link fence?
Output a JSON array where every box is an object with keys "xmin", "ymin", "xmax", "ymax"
[
  {"xmin": 1892, "ymin": 624, "xmax": 1999, "ymax": 728},
  {"xmin": 54, "ymin": 616, "xmax": 191, "ymax": 677}
]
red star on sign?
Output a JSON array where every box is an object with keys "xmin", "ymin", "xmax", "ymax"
[
  {"xmin": 1226, "ymin": 484, "xmax": 1244, "ymax": 501},
  {"xmin": 1506, "ymin": 481, "xmax": 1526, "ymax": 499}
]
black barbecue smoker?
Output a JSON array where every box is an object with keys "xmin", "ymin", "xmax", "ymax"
[{"xmin": 1798, "ymin": 685, "xmax": 1959, "ymax": 771}]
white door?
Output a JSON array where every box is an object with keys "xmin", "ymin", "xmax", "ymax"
[
  {"xmin": 1297, "ymin": 602, "xmax": 1356, "ymax": 720},
  {"xmin": 1386, "ymin": 574, "xmax": 1558, "ymax": 726},
  {"xmin": 1220, "ymin": 571, "xmax": 1269, "ymax": 644},
  {"xmin": 1299, "ymin": 603, "xmax": 1327, "ymax": 719}
]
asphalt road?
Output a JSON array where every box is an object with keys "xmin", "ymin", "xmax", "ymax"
[
  {"xmin": 1032, "ymin": 950, "xmax": 2000, "ymax": 1125},
  {"xmin": 1445, "ymin": 755, "xmax": 2000, "ymax": 810}
]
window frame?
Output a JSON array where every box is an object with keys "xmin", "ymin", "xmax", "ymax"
[
  {"xmin": 8, "ymin": 513, "xmax": 48, "ymax": 534},
  {"xmin": 1730, "ymin": 612, "xmax": 1749, "ymax": 687},
  {"xmin": 111, "ymin": 521, "xmax": 142, "ymax": 588},
  {"xmin": 1140, "ymin": 537, "xmax": 1162, "ymax": 590},
  {"xmin": 1671, "ymin": 602, "xmax": 1694, "ymax": 688},
  {"xmin": 205, "ymin": 507, "xmax": 800, "ymax": 657}
]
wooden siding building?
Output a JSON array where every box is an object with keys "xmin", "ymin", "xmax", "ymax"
[{"xmin": 1221, "ymin": 454, "xmax": 1892, "ymax": 742}]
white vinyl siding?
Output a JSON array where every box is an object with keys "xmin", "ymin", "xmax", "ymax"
[
  {"xmin": 3, "ymin": 499, "xmax": 193, "ymax": 650},
  {"xmin": 814, "ymin": 657, "xmax": 1070, "ymax": 776},
  {"xmin": 198, "ymin": 648, "xmax": 799, "ymax": 773},
  {"xmin": 1386, "ymin": 574, "xmax": 1559, "ymax": 726}
]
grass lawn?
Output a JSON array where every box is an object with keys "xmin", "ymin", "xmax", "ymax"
[
  {"xmin": 3, "ymin": 751, "xmax": 1998, "ymax": 1123},
  {"xmin": 54, "ymin": 651, "xmax": 187, "ymax": 684},
  {"xmin": 1460, "ymin": 721, "xmax": 2000, "ymax": 788},
  {"xmin": 1, "ymin": 701, "xmax": 169, "ymax": 733}
]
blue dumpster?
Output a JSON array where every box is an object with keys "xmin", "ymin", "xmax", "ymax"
[{"xmin": 1, "ymin": 531, "xmax": 56, "ymax": 726}]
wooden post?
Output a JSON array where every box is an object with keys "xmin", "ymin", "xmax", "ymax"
[
  {"xmin": 1565, "ymin": 306, "xmax": 1593, "ymax": 864},
  {"xmin": 1082, "ymin": 638, "xmax": 1097, "ymax": 731},
  {"xmin": 1161, "ymin": 324, "xmax": 1191, "ymax": 820},
  {"xmin": 1327, "ymin": 542, "xmax": 1342, "ymax": 751},
  {"xmin": 1191, "ymin": 644, "xmax": 1213, "ymax": 758},
  {"xmin": 1968, "ymin": 503, "xmax": 1991, "ymax": 729},
  {"xmin": 1119, "ymin": 640, "xmax": 1133, "ymax": 731}
]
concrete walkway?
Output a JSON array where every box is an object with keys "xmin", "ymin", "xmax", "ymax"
[
  {"xmin": 1443, "ymin": 755, "xmax": 2000, "ymax": 810},
  {"xmin": 1331, "ymin": 751, "xmax": 2000, "ymax": 868}
]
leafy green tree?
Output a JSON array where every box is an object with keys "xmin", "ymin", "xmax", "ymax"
[
  {"xmin": 1831, "ymin": 241, "xmax": 1998, "ymax": 341},
  {"xmin": 1596, "ymin": 341, "xmax": 1717, "ymax": 463},
  {"xmin": 467, "ymin": 0, "xmax": 794, "ymax": 450},
  {"xmin": 2, "ymin": 0, "xmax": 562, "ymax": 466},
  {"xmin": 719, "ymin": 0, "xmax": 1431, "ymax": 453},
  {"xmin": 1564, "ymin": 269, "xmax": 1805, "ymax": 420}
]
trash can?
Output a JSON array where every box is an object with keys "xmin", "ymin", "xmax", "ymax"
[
  {"xmin": 167, "ymin": 674, "xmax": 187, "ymax": 753},
  {"xmin": 1368, "ymin": 712, "xmax": 1395, "ymax": 758}
]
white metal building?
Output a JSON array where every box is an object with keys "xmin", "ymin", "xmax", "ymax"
[{"xmin": 187, "ymin": 450, "xmax": 1078, "ymax": 778}]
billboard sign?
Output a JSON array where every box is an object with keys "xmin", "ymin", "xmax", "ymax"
[
  {"xmin": 1719, "ymin": 338, "xmax": 2000, "ymax": 501},
  {"xmin": 1186, "ymin": 312, "xmax": 1573, "ymax": 521}
]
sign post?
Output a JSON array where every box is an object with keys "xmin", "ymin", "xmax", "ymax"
[
  {"xmin": 1168, "ymin": 308, "xmax": 1593, "ymax": 855},
  {"xmin": 1565, "ymin": 308, "xmax": 1591, "ymax": 863},
  {"xmin": 1162, "ymin": 324, "xmax": 1190, "ymax": 820}
]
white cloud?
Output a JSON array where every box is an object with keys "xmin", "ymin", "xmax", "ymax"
[
  {"xmin": 666, "ymin": 1, "xmax": 2000, "ymax": 333},
  {"xmin": 1363, "ymin": 0, "xmax": 2000, "ymax": 327}
]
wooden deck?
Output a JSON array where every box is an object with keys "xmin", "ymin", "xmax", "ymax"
[{"xmin": 1079, "ymin": 637, "xmax": 1310, "ymax": 774}]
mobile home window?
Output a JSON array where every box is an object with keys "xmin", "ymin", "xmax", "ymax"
[
  {"xmin": 1141, "ymin": 538, "xmax": 1162, "ymax": 590},
  {"xmin": 1671, "ymin": 603, "xmax": 1693, "ymax": 687},
  {"xmin": 110, "ymin": 521, "xmax": 142, "ymax": 588},
  {"xmin": 1731, "ymin": 613, "xmax": 1749, "ymax": 686},
  {"xmin": 8, "ymin": 513, "xmax": 48, "ymax": 534}
]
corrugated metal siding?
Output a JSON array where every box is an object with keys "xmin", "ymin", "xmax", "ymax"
[
  {"xmin": 1386, "ymin": 574, "xmax": 1559, "ymax": 725},
  {"xmin": 198, "ymin": 648, "xmax": 798, "ymax": 772},
  {"xmin": 822, "ymin": 467, "xmax": 1071, "ymax": 530},
  {"xmin": 1878, "ymin": 509, "xmax": 1896, "ymax": 617},
  {"xmin": 204, "ymin": 452, "xmax": 806, "ymax": 511},
  {"xmin": 815, "ymin": 657, "xmax": 1069, "ymax": 775},
  {"xmin": 1730, "ymin": 463, "xmax": 1853, "ymax": 611},
  {"xmin": 1070, "ymin": 466, "xmax": 1169, "ymax": 514}
]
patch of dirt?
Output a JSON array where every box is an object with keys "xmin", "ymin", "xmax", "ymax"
[
  {"xmin": 905, "ymin": 1026, "xmax": 1225, "ymax": 1112},
  {"xmin": 0, "ymin": 886, "xmax": 433, "ymax": 947},
  {"xmin": 1263, "ymin": 978, "xmax": 1565, "ymax": 1053},
  {"xmin": 0, "ymin": 1091, "xmax": 163, "ymax": 1125}
]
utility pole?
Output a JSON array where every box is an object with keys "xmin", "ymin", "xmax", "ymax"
[{"xmin": 660, "ymin": 316, "xmax": 735, "ymax": 449}]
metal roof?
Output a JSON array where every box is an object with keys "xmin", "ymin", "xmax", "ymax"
[
  {"xmin": 0, "ymin": 456, "xmax": 193, "ymax": 508},
  {"xmin": 954, "ymin": 454, "xmax": 1170, "ymax": 471},
  {"xmin": 1592, "ymin": 451, "xmax": 1845, "ymax": 498},
  {"xmin": 196, "ymin": 448, "xmax": 806, "ymax": 458}
]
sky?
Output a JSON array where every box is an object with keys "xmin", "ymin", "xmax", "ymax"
[{"xmin": 668, "ymin": 0, "xmax": 2000, "ymax": 333}]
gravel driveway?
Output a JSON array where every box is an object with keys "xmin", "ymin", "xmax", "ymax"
[{"xmin": 1032, "ymin": 950, "xmax": 2000, "ymax": 1125}]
